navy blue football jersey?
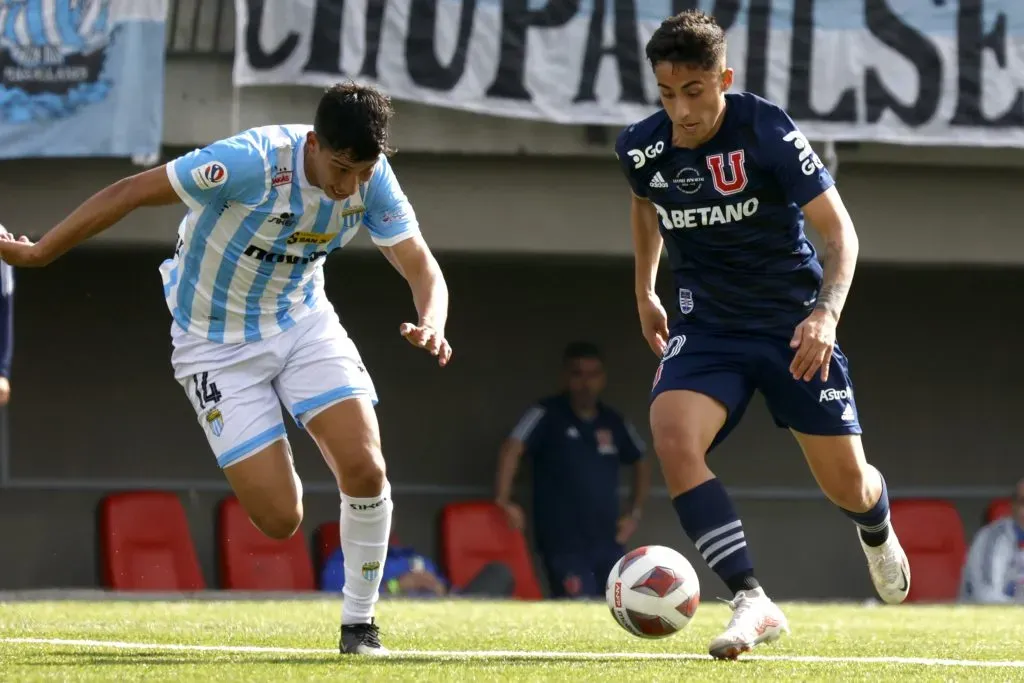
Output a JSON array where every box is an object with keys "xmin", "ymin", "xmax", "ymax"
[{"xmin": 615, "ymin": 92, "xmax": 834, "ymax": 336}]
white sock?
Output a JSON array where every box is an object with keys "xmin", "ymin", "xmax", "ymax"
[{"xmin": 340, "ymin": 480, "xmax": 393, "ymax": 625}]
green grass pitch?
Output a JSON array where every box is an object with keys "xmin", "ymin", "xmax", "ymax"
[{"xmin": 2, "ymin": 598, "xmax": 1022, "ymax": 681}]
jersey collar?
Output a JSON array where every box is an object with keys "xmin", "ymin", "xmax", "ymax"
[{"xmin": 295, "ymin": 138, "xmax": 319, "ymax": 194}]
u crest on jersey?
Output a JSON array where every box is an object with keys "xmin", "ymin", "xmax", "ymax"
[{"xmin": 706, "ymin": 150, "xmax": 748, "ymax": 196}]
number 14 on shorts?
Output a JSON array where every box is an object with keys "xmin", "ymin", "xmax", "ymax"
[{"xmin": 193, "ymin": 371, "xmax": 222, "ymax": 409}]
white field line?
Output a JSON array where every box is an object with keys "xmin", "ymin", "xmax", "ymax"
[{"xmin": 1, "ymin": 637, "xmax": 1023, "ymax": 668}]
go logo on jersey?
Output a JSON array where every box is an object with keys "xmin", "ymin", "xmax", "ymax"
[
  {"xmin": 627, "ymin": 141, "xmax": 665, "ymax": 169},
  {"xmin": 783, "ymin": 130, "xmax": 824, "ymax": 176}
]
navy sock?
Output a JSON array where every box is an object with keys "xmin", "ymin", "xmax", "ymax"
[
  {"xmin": 672, "ymin": 478, "xmax": 759, "ymax": 595},
  {"xmin": 841, "ymin": 470, "xmax": 891, "ymax": 547}
]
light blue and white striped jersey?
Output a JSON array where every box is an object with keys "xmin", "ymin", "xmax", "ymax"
[{"xmin": 160, "ymin": 124, "xmax": 419, "ymax": 344}]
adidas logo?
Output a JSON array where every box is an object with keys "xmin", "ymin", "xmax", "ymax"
[
  {"xmin": 841, "ymin": 403, "xmax": 855, "ymax": 422},
  {"xmin": 649, "ymin": 172, "xmax": 668, "ymax": 188}
]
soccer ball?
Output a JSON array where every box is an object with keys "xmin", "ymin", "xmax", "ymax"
[{"xmin": 605, "ymin": 545, "xmax": 700, "ymax": 638}]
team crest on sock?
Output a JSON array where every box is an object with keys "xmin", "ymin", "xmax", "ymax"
[{"xmin": 362, "ymin": 561, "xmax": 381, "ymax": 581}]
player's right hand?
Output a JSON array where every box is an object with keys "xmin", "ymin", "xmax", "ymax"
[
  {"xmin": 0, "ymin": 228, "xmax": 42, "ymax": 267},
  {"xmin": 637, "ymin": 293, "xmax": 670, "ymax": 357},
  {"xmin": 497, "ymin": 500, "xmax": 526, "ymax": 530}
]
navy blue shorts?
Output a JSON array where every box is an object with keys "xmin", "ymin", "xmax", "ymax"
[{"xmin": 650, "ymin": 330, "xmax": 862, "ymax": 451}]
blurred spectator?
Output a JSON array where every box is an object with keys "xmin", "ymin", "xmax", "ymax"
[
  {"xmin": 0, "ymin": 258, "xmax": 12, "ymax": 406},
  {"xmin": 320, "ymin": 540, "xmax": 514, "ymax": 598},
  {"xmin": 494, "ymin": 341, "xmax": 651, "ymax": 598},
  {"xmin": 960, "ymin": 477, "xmax": 1024, "ymax": 604}
]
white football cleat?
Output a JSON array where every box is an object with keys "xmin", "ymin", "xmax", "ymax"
[
  {"xmin": 859, "ymin": 528, "xmax": 911, "ymax": 604},
  {"xmin": 707, "ymin": 587, "xmax": 789, "ymax": 660}
]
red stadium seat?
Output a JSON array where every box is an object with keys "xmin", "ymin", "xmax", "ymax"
[
  {"xmin": 440, "ymin": 501, "xmax": 543, "ymax": 600},
  {"xmin": 98, "ymin": 491, "xmax": 205, "ymax": 591},
  {"xmin": 217, "ymin": 496, "xmax": 315, "ymax": 591},
  {"xmin": 888, "ymin": 499, "xmax": 967, "ymax": 603},
  {"xmin": 984, "ymin": 497, "xmax": 1013, "ymax": 524}
]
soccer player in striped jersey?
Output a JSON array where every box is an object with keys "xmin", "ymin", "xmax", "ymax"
[{"xmin": 0, "ymin": 82, "xmax": 451, "ymax": 656}]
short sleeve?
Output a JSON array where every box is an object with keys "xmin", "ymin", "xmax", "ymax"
[
  {"xmin": 509, "ymin": 404, "xmax": 548, "ymax": 452},
  {"xmin": 614, "ymin": 126, "xmax": 651, "ymax": 199},
  {"xmin": 166, "ymin": 131, "xmax": 268, "ymax": 211},
  {"xmin": 618, "ymin": 419, "xmax": 646, "ymax": 465},
  {"xmin": 362, "ymin": 156, "xmax": 420, "ymax": 246},
  {"xmin": 758, "ymin": 105, "xmax": 835, "ymax": 207}
]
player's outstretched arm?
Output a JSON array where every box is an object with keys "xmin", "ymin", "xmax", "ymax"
[
  {"xmin": 378, "ymin": 234, "xmax": 452, "ymax": 367},
  {"xmin": 0, "ymin": 167, "xmax": 180, "ymax": 268},
  {"xmin": 631, "ymin": 193, "xmax": 670, "ymax": 357},
  {"xmin": 789, "ymin": 186, "xmax": 860, "ymax": 382}
]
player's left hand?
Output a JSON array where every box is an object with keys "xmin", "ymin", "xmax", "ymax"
[
  {"xmin": 789, "ymin": 309, "xmax": 837, "ymax": 382},
  {"xmin": 399, "ymin": 322, "xmax": 453, "ymax": 367},
  {"xmin": 615, "ymin": 515, "xmax": 639, "ymax": 545}
]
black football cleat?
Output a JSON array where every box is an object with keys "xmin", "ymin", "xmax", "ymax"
[{"xmin": 339, "ymin": 619, "xmax": 389, "ymax": 656}]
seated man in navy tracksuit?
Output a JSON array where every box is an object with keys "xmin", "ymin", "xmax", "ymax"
[
  {"xmin": 320, "ymin": 534, "xmax": 515, "ymax": 598},
  {"xmin": 321, "ymin": 543, "xmax": 449, "ymax": 597},
  {"xmin": 494, "ymin": 342, "xmax": 651, "ymax": 598}
]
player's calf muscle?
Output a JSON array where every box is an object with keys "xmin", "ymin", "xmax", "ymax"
[{"xmin": 793, "ymin": 432, "xmax": 879, "ymax": 512}]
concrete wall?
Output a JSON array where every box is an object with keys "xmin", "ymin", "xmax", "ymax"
[
  {"xmin": 3, "ymin": 152, "xmax": 1024, "ymax": 265},
  {"xmin": 0, "ymin": 248, "xmax": 1017, "ymax": 598}
]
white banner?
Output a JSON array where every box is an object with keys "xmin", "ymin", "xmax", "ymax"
[{"xmin": 233, "ymin": 0, "xmax": 1024, "ymax": 147}]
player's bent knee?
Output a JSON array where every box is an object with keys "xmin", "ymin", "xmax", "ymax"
[
  {"xmin": 651, "ymin": 426, "xmax": 707, "ymax": 468},
  {"xmin": 221, "ymin": 439, "xmax": 305, "ymax": 539},
  {"xmin": 304, "ymin": 396, "xmax": 386, "ymax": 497},
  {"xmin": 249, "ymin": 500, "xmax": 304, "ymax": 540},
  {"xmin": 650, "ymin": 391, "xmax": 726, "ymax": 463},
  {"xmin": 337, "ymin": 450, "xmax": 386, "ymax": 498},
  {"xmin": 822, "ymin": 466, "xmax": 876, "ymax": 513}
]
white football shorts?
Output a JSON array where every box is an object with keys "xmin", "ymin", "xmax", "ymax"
[{"xmin": 170, "ymin": 308, "xmax": 378, "ymax": 468}]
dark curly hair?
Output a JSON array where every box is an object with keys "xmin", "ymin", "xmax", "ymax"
[
  {"xmin": 314, "ymin": 81, "xmax": 394, "ymax": 162},
  {"xmin": 645, "ymin": 10, "xmax": 726, "ymax": 71},
  {"xmin": 563, "ymin": 341, "xmax": 603, "ymax": 365}
]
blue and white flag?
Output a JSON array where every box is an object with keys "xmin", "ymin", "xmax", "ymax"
[{"xmin": 0, "ymin": 0, "xmax": 167, "ymax": 159}]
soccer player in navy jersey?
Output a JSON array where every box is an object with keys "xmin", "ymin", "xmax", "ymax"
[{"xmin": 615, "ymin": 11, "xmax": 910, "ymax": 659}]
